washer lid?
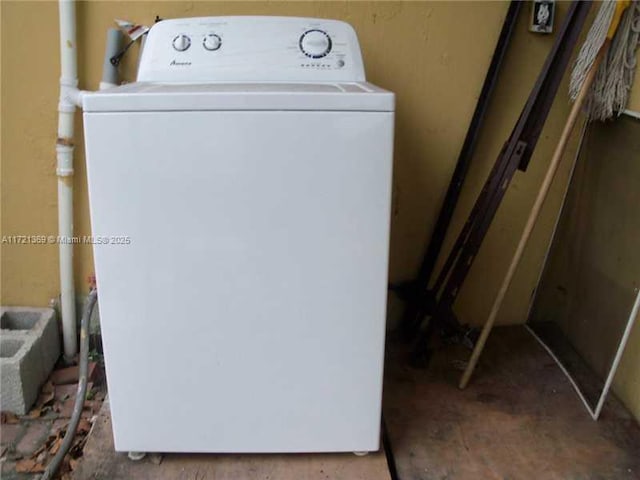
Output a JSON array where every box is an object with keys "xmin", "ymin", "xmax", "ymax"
[{"xmin": 82, "ymin": 82, "xmax": 395, "ymax": 113}]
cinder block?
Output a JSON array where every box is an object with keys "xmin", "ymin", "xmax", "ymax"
[
  {"xmin": 0, "ymin": 307, "xmax": 60, "ymax": 414},
  {"xmin": 0, "ymin": 335, "xmax": 42, "ymax": 414}
]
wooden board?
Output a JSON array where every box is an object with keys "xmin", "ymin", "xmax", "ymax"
[
  {"xmin": 73, "ymin": 400, "xmax": 391, "ymax": 480},
  {"xmin": 528, "ymin": 115, "xmax": 640, "ymax": 408}
]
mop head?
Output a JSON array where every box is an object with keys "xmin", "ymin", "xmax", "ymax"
[{"xmin": 570, "ymin": 0, "xmax": 640, "ymax": 121}]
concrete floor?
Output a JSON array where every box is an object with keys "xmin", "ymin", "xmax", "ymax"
[
  {"xmin": 383, "ymin": 325, "xmax": 640, "ymax": 480},
  {"xmin": 73, "ymin": 399, "xmax": 391, "ymax": 480},
  {"xmin": 73, "ymin": 325, "xmax": 640, "ymax": 479}
]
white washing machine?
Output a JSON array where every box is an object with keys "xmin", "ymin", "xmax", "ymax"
[{"xmin": 83, "ymin": 16, "xmax": 395, "ymax": 454}]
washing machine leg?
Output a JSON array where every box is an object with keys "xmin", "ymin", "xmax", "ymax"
[
  {"xmin": 353, "ymin": 451, "xmax": 369, "ymax": 457},
  {"xmin": 127, "ymin": 451, "xmax": 147, "ymax": 461}
]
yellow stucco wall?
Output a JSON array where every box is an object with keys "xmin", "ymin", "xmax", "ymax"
[
  {"xmin": 610, "ymin": 65, "xmax": 640, "ymax": 422},
  {"xmin": 1, "ymin": 2, "xmax": 638, "ymax": 419}
]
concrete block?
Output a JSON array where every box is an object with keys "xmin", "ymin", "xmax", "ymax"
[
  {"xmin": 0, "ymin": 335, "xmax": 42, "ymax": 415},
  {"xmin": 0, "ymin": 307, "xmax": 60, "ymax": 414}
]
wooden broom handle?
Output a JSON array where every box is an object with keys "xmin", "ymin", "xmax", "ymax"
[{"xmin": 459, "ymin": 43, "xmax": 609, "ymax": 390}]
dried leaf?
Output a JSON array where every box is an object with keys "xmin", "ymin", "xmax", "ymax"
[
  {"xmin": 41, "ymin": 380, "xmax": 54, "ymax": 394},
  {"xmin": 40, "ymin": 390, "xmax": 55, "ymax": 406},
  {"xmin": 15, "ymin": 459, "xmax": 34, "ymax": 472},
  {"xmin": 1, "ymin": 411, "xmax": 19, "ymax": 424},
  {"xmin": 28, "ymin": 390, "xmax": 56, "ymax": 418},
  {"xmin": 15, "ymin": 458, "xmax": 45, "ymax": 473},
  {"xmin": 49, "ymin": 430, "xmax": 62, "ymax": 442},
  {"xmin": 31, "ymin": 443, "xmax": 48, "ymax": 458},
  {"xmin": 77, "ymin": 418, "xmax": 91, "ymax": 434},
  {"xmin": 53, "ymin": 421, "xmax": 68, "ymax": 435},
  {"xmin": 49, "ymin": 436, "xmax": 64, "ymax": 455},
  {"xmin": 35, "ymin": 449, "xmax": 48, "ymax": 464},
  {"xmin": 70, "ymin": 434, "xmax": 84, "ymax": 451},
  {"xmin": 27, "ymin": 407, "xmax": 42, "ymax": 419}
]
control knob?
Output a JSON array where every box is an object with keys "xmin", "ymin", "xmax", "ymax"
[
  {"xmin": 203, "ymin": 33, "xmax": 222, "ymax": 51},
  {"xmin": 299, "ymin": 29, "xmax": 332, "ymax": 58},
  {"xmin": 172, "ymin": 34, "xmax": 191, "ymax": 52}
]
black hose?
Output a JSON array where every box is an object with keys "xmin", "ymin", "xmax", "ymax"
[{"xmin": 41, "ymin": 288, "xmax": 98, "ymax": 480}]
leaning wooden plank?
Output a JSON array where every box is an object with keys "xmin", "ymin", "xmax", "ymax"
[{"xmin": 459, "ymin": 0, "xmax": 639, "ymax": 390}]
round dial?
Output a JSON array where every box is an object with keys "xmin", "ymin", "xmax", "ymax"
[
  {"xmin": 299, "ymin": 29, "xmax": 332, "ymax": 59},
  {"xmin": 203, "ymin": 33, "xmax": 222, "ymax": 51},
  {"xmin": 172, "ymin": 34, "xmax": 191, "ymax": 52}
]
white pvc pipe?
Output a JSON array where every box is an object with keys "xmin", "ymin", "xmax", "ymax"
[
  {"xmin": 57, "ymin": 0, "xmax": 79, "ymax": 359},
  {"xmin": 57, "ymin": 0, "xmax": 120, "ymax": 359},
  {"xmin": 593, "ymin": 288, "xmax": 640, "ymax": 419},
  {"xmin": 99, "ymin": 28, "xmax": 122, "ymax": 90}
]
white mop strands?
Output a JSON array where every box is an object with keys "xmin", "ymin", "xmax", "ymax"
[
  {"xmin": 570, "ymin": 0, "xmax": 617, "ymax": 99},
  {"xmin": 594, "ymin": 1, "xmax": 640, "ymax": 120},
  {"xmin": 570, "ymin": 0, "xmax": 640, "ymax": 121}
]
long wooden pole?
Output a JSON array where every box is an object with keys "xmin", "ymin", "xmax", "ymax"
[{"xmin": 459, "ymin": 43, "xmax": 608, "ymax": 390}]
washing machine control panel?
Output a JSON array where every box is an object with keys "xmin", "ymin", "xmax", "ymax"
[{"xmin": 137, "ymin": 17, "xmax": 365, "ymax": 83}]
